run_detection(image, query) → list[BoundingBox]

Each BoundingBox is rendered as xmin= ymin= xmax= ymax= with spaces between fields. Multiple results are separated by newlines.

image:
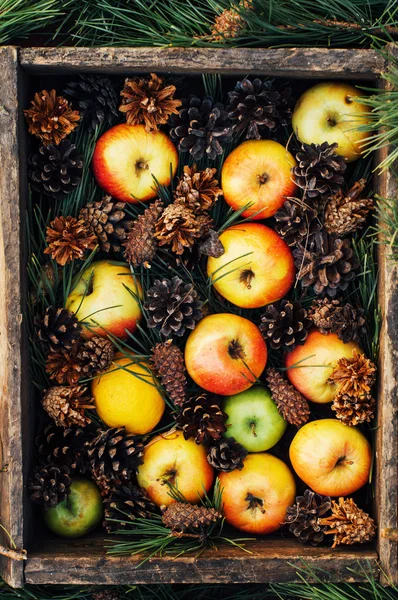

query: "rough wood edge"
xmin=18 ymin=47 xmax=385 ymax=78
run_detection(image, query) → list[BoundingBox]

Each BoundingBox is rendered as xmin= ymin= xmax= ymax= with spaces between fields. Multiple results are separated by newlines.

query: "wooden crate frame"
xmin=0 ymin=45 xmax=396 ymax=588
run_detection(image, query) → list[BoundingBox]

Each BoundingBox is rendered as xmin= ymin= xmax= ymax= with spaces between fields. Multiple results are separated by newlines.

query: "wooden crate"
xmin=0 ymin=45 xmax=396 ymax=589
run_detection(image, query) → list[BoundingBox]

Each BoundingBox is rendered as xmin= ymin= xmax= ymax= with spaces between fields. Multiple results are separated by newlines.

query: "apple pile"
xmin=25 ymin=73 xmax=377 ymax=549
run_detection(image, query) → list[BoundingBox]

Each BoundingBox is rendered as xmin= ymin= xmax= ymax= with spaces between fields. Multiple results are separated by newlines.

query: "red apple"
xmin=92 ymin=123 xmax=178 ymax=203
xmin=207 ymin=223 xmax=295 ymax=308
xmin=289 ymin=419 xmax=372 ymax=496
xmin=136 ymin=430 xmax=214 ymax=507
xmin=219 ymin=453 xmax=296 ymax=534
xmin=185 ymin=313 xmax=267 ymax=396
xmin=221 ymin=139 xmax=297 ymax=219
xmin=285 ymin=329 xmax=362 ymax=403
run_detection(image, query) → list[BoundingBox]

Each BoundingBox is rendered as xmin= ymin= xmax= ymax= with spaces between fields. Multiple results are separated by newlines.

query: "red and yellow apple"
xmin=221 ymin=139 xmax=297 ymax=219
xmin=285 ymin=330 xmax=361 ymax=403
xmin=185 ymin=313 xmax=267 ymax=396
xmin=289 ymin=419 xmax=372 ymax=496
xmin=65 ymin=260 xmax=142 ymax=340
xmin=92 ymin=123 xmax=178 ymax=202
xmin=207 ymin=223 xmax=295 ymax=308
xmin=136 ymin=430 xmax=214 ymax=507
xmin=292 ymin=82 xmax=370 ymax=162
xmin=219 ymin=453 xmax=296 ymax=534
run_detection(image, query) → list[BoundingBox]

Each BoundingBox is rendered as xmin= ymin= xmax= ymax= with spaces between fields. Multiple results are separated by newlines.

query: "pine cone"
xmin=79 ymin=196 xmax=135 ymax=254
xmin=169 ymin=95 xmax=233 ymax=161
xmin=77 ymin=336 xmax=115 ymax=377
xmin=35 ymin=423 xmax=90 ymax=472
xmin=145 ymin=276 xmax=203 ymax=337
xmin=328 ymin=351 xmax=376 ymax=398
xmin=29 ymin=464 xmax=72 ymax=509
xmin=162 ymin=503 xmax=222 ymax=536
xmin=123 ymin=200 xmax=164 ymax=267
xmin=210 ymin=1 xmax=252 ymax=41
xmin=325 ymin=179 xmax=373 ymax=236
xmin=42 ymin=385 xmax=94 ymax=428
xmin=308 ymin=298 xmax=366 ymax=344
xmin=64 ymin=74 xmax=119 ymax=132
xmin=274 ymin=199 xmax=320 ymax=247
xmin=46 ymin=342 xmax=83 ymax=385
xmin=86 ymin=428 xmax=144 ymax=484
xmin=154 ymin=203 xmax=212 ymax=255
xmin=34 ymin=306 xmax=81 ymax=353
xmin=24 ymin=89 xmax=80 ymax=145
xmin=227 ymin=77 xmax=294 ymax=139
xmin=44 ymin=216 xmax=97 ymax=266
xmin=174 ymin=165 xmax=222 ymax=213
xmin=260 ymin=299 xmax=312 ymax=352
xmin=207 ymin=437 xmax=248 ymax=472
xmin=28 ymin=140 xmax=83 ymax=199
xmin=176 ymin=393 xmax=227 ymax=445
xmin=119 ymin=73 xmax=181 ymax=132
xmin=103 ymin=483 xmax=157 ymax=532
xmin=285 ymin=489 xmax=331 ymax=545
xmin=150 ymin=340 xmax=187 ymax=407
xmin=292 ymin=142 xmax=346 ymax=202
xmin=198 ymin=229 xmax=225 ymax=258
xmin=319 ymin=497 xmax=376 ymax=547
xmin=293 ymin=231 xmax=360 ymax=297
xmin=332 ymin=392 xmax=376 ymax=426
xmin=266 ymin=368 xmax=310 ymax=428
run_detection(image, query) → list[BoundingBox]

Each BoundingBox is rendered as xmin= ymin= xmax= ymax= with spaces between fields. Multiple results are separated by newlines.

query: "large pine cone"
xmin=24 ymin=89 xmax=80 ymax=145
xmin=274 ymin=199 xmax=320 ymax=247
xmin=162 ymin=503 xmax=222 ymax=535
xmin=79 ymin=196 xmax=135 ymax=254
xmin=332 ymin=393 xmax=376 ymax=426
xmin=319 ymin=497 xmax=376 ymax=548
xmin=86 ymin=428 xmax=144 ymax=484
xmin=308 ymin=298 xmax=366 ymax=343
xmin=103 ymin=483 xmax=157 ymax=532
xmin=260 ymin=299 xmax=312 ymax=352
xmin=169 ymin=95 xmax=233 ymax=161
xmin=42 ymin=385 xmax=94 ymax=428
xmin=292 ymin=142 xmax=346 ymax=202
xmin=64 ymin=74 xmax=119 ymax=132
xmin=29 ymin=464 xmax=72 ymax=509
xmin=35 ymin=423 xmax=90 ymax=472
xmin=150 ymin=340 xmax=187 ymax=406
xmin=176 ymin=393 xmax=227 ymax=445
xmin=266 ymin=368 xmax=310 ymax=428
xmin=145 ymin=276 xmax=203 ymax=337
xmin=77 ymin=336 xmax=115 ymax=376
xmin=174 ymin=165 xmax=222 ymax=213
xmin=28 ymin=140 xmax=83 ymax=199
xmin=325 ymin=179 xmax=373 ymax=236
xmin=123 ymin=200 xmax=164 ymax=267
xmin=285 ymin=489 xmax=331 ymax=545
xmin=34 ymin=306 xmax=81 ymax=353
xmin=207 ymin=437 xmax=248 ymax=472
xmin=154 ymin=202 xmax=212 ymax=256
xmin=44 ymin=216 xmax=97 ymax=267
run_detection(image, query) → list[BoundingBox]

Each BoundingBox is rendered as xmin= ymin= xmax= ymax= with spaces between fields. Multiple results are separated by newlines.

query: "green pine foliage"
xmin=0 ymin=0 xmax=67 ymax=45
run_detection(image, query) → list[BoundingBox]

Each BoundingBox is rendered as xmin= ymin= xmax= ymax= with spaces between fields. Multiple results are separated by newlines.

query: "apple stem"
xmin=337 ymin=458 xmax=354 ymax=466
xmin=257 ymin=173 xmax=268 ymax=185
xmin=246 ymin=492 xmax=266 ymax=514
xmin=250 ymin=422 xmax=257 ymax=437
xmin=239 ymin=269 xmax=255 ymax=290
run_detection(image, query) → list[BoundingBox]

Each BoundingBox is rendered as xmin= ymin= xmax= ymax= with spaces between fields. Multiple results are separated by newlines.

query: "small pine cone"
xmin=176 ymin=393 xmax=227 ymax=445
xmin=123 ymin=200 xmax=164 ymax=267
xmin=77 ymin=336 xmax=115 ymax=377
xmin=319 ymin=497 xmax=376 ymax=548
xmin=266 ymin=368 xmax=310 ymax=427
xmin=34 ymin=306 xmax=81 ymax=353
xmin=42 ymin=385 xmax=94 ymax=428
xmin=86 ymin=427 xmax=144 ymax=483
xmin=46 ymin=342 xmax=83 ymax=385
xmin=308 ymin=298 xmax=366 ymax=344
xmin=162 ymin=503 xmax=222 ymax=535
xmin=28 ymin=140 xmax=83 ymax=199
xmin=92 ymin=591 xmax=121 ymax=600
xmin=64 ymin=74 xmax=119 ymax=132
xmin=207 ymin=437 xmax=248 ymax=472
xmin=119 ymin=73 xmax=182 ymax=132
xmin=198 ymin=229 xmax=225 ymax=258
xmin=332 ymin=393 xmax=376 ymax=426
xmin=35 ymin=423 xmax=90 ymax=472
xmin=145 ymin=276 xmax=203 ymax=338
xmin=292 ymin=142 xmax=346 ymax=202
xmin=174 ymin=165 xmax=222 ymax=213
xmin=325 ymin=179 xmax=373 ymax=236
xmin=79 ymin=196 xmax=135 ymax=254
xmin=260 ymin=299 xmax=312 ymax=352
xmin=274 ymin=199 xmax=320 ymax=247
xmin=150 ymin=340 xmax=187 ymax=407
xmin=29 ymin=464 xmax=72 ymax=509
xmin=210 ymin=2 xmax=252 ymax=41
xmin=285 ymin=489 xmax=331 ymax=545
xmin=155 ymin=202 xmax=212 ymax=255
xmin=328 ymin=351 xmax=376 ymax=398
xmin=103 ymin=483 xmax=157 ymax=532
xmin=44 ymin=216 xmax=97 ymax=266
xmin=24 ymin=89 xmax=80 ymax=145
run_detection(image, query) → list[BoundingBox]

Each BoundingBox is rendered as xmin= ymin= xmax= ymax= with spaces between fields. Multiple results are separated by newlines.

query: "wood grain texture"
xmin=18 ymin=47 xmax=385 ymax=78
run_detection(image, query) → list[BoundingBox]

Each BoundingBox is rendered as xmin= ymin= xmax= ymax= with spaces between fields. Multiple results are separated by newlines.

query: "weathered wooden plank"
xmin=24 ymin=537 xmax=378 ymax=585
xmin=19 ymin=47 xmax=385 ymax=78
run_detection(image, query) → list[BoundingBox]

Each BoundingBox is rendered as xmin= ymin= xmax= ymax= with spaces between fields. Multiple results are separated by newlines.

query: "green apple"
xmin=222 ymin=386 xmax=287 ymax=452
xmin=43 ymin=477 xmax=103 ymax=538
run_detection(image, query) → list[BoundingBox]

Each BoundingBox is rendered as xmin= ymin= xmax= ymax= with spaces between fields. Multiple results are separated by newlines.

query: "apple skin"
xmin=65 ymin=260 xmax=142 ymax=340
xmin=43 ymin=478 xmax=103 ymax=538
xmin=184 ymin=313 xmax=267 ymax=396
xmin=289 ymin=419 xmax=372 ymax=496
xmin=219 ymin=453 xmax=296 ymax=534
xmin=207 ymin=223 xmax=295 ymax=309
xmin=222 ymin=387 xmax=287 ymax=452
xmin=292 ymin=82 xmax=370 ymax=162
xmin=92 ymin=123 xmax=178 ymax=203
xmin=221 ymin=139 xmax=297 ymax=219
xmin=136 ymin=430 xmax=214 ymax=507
xmin=285 ymin=329 xmax=362 ymax=404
